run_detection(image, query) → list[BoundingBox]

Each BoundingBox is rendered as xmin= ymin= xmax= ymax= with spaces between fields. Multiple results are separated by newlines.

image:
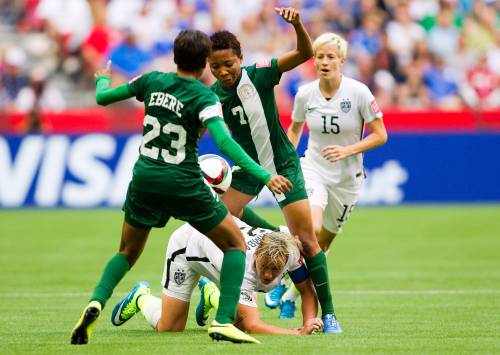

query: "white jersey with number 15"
xmin=292 ymin=76 xmax=383 ymax=184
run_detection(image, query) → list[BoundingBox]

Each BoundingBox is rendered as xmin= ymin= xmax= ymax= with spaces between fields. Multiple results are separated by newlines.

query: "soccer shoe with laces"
xmin=264 ymin=283 xmax=287 ymax=309
xmin=322 ymin=313 xmax=343 ymax=334
xmin=208 ymin=321 xmax=261 ymax=344
xmin=70 ymin=300 xmax=102 ymax=345
xmin=196 ymin=278 xmax=220 ymax=326
xmin=279 ymin=300 xmax=296 ymax=319
xmin=111 ymin=281 xmax=150 ymax=326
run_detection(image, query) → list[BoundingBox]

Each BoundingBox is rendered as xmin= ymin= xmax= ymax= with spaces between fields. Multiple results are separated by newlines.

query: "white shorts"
xmin=301 ymin=158 xmax=363 ymax=234
xmin=161 ymin=235 xmax=198 ymax=302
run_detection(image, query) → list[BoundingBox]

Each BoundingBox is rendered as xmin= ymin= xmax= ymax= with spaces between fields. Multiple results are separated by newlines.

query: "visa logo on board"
xmin=0 ymin=134 xmax=141 ymax=207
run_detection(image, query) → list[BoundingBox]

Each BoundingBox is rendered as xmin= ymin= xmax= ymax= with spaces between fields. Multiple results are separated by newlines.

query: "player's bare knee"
xmin=119 ymin=249 xmax=138 ymax=267
xmin=301 ymin=237 xmax=321 ymax=257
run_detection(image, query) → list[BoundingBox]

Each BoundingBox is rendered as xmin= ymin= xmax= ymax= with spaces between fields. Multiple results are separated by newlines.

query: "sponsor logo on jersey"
xmin=370 ymin=99 xmax=381 ymax=115
xmin=237 ymin=83 xmax=256 ymax=100
xmin=256 ymin=58 xmax=271 ymax=68
xmin=174 ymin=269 xmax=186 ymax=285
xmin=340 ymin=99 xmax=351 ymax=113
xmin=306 ymin=105 xmax=318 ymax=112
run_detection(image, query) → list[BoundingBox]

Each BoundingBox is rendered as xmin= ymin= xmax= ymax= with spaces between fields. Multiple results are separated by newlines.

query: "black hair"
xmin=210 ymin=30 xmax=242 ymax=57
xmin=174 ymin=30 xmax=211 ymax=72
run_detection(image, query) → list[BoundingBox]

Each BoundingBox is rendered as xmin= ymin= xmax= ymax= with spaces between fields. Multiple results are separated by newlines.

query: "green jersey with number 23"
xmin=127 ymin=71 xmax=223 ymax=192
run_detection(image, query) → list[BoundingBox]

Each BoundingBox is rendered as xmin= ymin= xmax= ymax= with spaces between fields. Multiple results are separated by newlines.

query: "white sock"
xmin=138 ymin=294 xmax=162 ymax=329
xmin=281 ymin=283 xmax=300 ymax=302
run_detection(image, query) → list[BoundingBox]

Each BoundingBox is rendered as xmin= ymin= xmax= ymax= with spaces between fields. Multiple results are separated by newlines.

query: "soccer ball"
xmin=199 ymin=154 xmax=232 ymax=194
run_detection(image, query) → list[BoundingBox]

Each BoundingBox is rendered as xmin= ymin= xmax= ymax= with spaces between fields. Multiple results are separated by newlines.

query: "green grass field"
xmin=1 ymin=206 xmax=500 ymax=354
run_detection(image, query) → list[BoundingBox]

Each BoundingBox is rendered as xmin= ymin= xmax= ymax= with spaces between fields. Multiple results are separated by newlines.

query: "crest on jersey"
xmin=174 ymin=270 xmax=186 ymax=285
xmin=240 ymin=290 xmax=253 ymax=303
xmin=340 ymin=99 xmax=351 ymax=113
xmin=238 ymin=83 xmax=256 ymax=100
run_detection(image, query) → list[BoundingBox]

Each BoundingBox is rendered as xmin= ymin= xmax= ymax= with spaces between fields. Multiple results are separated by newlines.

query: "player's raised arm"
xmin=275 ymin=7 xmax=313 ymax=73
xmin=94 ymin=60 xmax=134 ymax=106
xmin=205 ymin=118 xmax=293 ymax=195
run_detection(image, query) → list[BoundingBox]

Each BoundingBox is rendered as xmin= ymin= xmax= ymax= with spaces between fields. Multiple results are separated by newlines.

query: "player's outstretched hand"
xmin=94 ymin=60 xmax=111 ymax=79
xmin=274 ymin=7 xmax=301 ymax=25
xmin=266 ymin=175 xmax=293 ymax=195
xmin=322 ymin=144 xmax=353 ymax=162
xmin=299 ymin=317 xmax=324 ymax=334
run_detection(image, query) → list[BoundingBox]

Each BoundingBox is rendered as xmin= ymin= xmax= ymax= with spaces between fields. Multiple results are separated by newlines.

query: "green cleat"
xmin=196 ymin=278 xmax=220 ymax=326
xmin=70 ymin=300 xmax=102 ymax=345
xmin=111 ymin=281 xmax=150 ymax=326
xmin=208 ymin=321 xmax=261 ymax=344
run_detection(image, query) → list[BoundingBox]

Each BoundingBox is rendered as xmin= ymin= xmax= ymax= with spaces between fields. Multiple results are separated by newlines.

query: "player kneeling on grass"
xmin=111 ymin=220 xmax=323 ymax=337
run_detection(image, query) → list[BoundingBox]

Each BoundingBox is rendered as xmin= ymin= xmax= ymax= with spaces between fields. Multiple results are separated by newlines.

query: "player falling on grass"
xmin=207 ymin=8 xmax=341 ymax=333
xmin=70 ymin=29 xmax=292 ymax=345
xmin=111 ymin=218 xmax=323 ymax=336
xmin=276 ymin=32 xmax=388 ymax=318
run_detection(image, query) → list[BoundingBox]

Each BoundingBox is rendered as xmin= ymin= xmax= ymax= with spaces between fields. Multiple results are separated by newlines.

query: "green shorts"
xmin=122 ymin=180 xmax=228 ymax=233
xmin=231 ymin=157 xmax=307 ymax=208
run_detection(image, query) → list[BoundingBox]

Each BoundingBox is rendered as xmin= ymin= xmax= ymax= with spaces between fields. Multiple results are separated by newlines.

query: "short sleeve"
xmin=254 ymin=57 xmax=282 ymax=88
xmin=197 ymin=90 xmax=223 ymax=124
xmin=358 ymin=84 xmax=383 ymax=123
xmin=291 ymin=86 xmax=307 ymax=122
xmin=238 ymin=289 xmax=257 ymax=307
xmin=127 ymin=72 xmax=154 ymax=102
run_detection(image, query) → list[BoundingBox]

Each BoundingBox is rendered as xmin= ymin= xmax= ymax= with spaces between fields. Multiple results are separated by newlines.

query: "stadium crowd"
xmin=0 ymin=0 xmax=499 ymax=113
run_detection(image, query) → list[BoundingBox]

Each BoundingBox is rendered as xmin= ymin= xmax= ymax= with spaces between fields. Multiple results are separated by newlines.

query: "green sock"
xmin=90 ymin=253 xmax=130 ymax=308
xmin=241 ymin=206 xmax=279 ymax=231
xmin=215 ymin=249 xmax=245 ymax=324
xmin=305 ymin=251 xmax=335 ymax=317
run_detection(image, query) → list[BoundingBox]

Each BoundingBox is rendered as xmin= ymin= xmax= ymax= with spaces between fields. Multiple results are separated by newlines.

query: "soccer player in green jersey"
xmin=70 ymin=29 xmax=292 ymax=345
xmin=207 ymin=8 xmax=341 ymax=333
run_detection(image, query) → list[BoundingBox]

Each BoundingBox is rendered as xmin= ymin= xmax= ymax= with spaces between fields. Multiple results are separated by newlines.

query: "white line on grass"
xmin=2 ymin=290 xmax=500 ymax=298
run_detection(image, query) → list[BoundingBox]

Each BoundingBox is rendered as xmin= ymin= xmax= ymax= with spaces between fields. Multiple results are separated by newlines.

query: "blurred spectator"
xmin=214 ymin=0 xmax=263 ymax=33
xmin=386 ymin=1 xmax=426 ymax=65
xmin=16 ymin=0 xmax=43 ymax=32
xmin=426 ymin=4 xmax=461 ymax=63
xmin=130 ymin=0 xmax=176 ymax=51
xmin=374 ymin=32 xmax=404 ymax=84
xmin=350 ymin=11 xmax=384 ymax=59
xmin=15 ymin=66 xmax=65 ymax=113
xmin=15 ymin=66 xmax=65 ymax=132
xmin=461 ymin=54 xmax=500 ymax=110
xmin=108 ymin=29 xmax=152 ymax=83
xmin=0 ymin=0 xmax=497 ymax=112
xmin=423 ymin=54 xmax=461 ymax=109
xmin=35 ymin=0 xmax=92 ymax=54
xmin=462 ymin=1 xmax=497 ymax=55
xmin=396 ymin=61 xmax=431 ymax=109
xmin=81 ymin=0 xmax=120 ymax=77
xmin=319 ymin=0 xmax=353 ymax=36
xmin=0 ymin=47 xmax=28 ymax=110
xmin=487 ymin=33 xmax=500 ymax=76
xmin=0 ymin=0 xmax=24 ymax=32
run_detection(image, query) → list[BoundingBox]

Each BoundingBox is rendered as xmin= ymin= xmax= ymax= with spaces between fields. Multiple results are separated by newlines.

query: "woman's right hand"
xmin=94 ymin=60 xmax=112 ymax=79
xmin=266 ymin=175 xmax=293 ymax=195
xmin=299 ymin=317 xmax=324 ymax=334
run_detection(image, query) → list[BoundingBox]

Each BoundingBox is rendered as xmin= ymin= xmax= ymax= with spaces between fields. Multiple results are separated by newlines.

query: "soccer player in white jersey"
xmin=111 ymin=218 xmax=323 ymax=337
xmin=277 ymin=32 xmax=388 ymax=318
